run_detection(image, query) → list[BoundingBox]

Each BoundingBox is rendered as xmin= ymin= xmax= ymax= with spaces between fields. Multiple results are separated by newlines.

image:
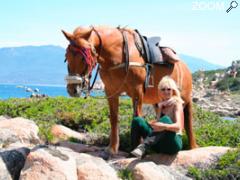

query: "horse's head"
xmin=62 ymin=27 xmax=99 ymax=97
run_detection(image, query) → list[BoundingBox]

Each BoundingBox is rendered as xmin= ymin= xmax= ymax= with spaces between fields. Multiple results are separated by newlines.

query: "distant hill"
xmin=0 ymin=45 xmax=224 ymax=85
xmin=179 ymin=54 xmax=224 ymax=72
xmin=0 ymin=45 xmax=67 ymax=85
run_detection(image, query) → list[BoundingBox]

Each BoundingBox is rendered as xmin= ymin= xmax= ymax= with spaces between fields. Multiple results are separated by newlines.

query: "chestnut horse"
xmin=62 ymin=26 xmax=197 ymax=156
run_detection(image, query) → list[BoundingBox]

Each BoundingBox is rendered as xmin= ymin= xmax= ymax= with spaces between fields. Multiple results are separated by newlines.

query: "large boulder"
xmin=51 ymin=124 xmax=88 ymax=142
xmin=0 ymin=117 xmax=40 ymax=147
xmin=145 ymin=146 xmax=231 ymax=170
xmin=111 ymin=146 xmax=231 ymax=175
xmin=71 ymin=153 xmax=119 ymax=180
xmin=0 ymin=147 xmax=30 ymax=180
xmin=132 ymin=162 xmax=190 ymax=180
xmin=20 ymin=145 xmax=77 ymax=180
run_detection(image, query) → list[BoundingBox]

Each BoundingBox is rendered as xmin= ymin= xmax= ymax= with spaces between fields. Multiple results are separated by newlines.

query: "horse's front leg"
xmin=108 ymin=96 xmax=120 ymax=154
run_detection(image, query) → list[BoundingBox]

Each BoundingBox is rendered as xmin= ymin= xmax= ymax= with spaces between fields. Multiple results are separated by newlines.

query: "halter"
xmin=65 ymin=27 xmax=102 ymax=97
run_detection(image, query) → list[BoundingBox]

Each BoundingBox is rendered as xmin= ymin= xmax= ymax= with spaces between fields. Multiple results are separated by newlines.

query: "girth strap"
xmin=117 ymin=27 xmax=129 ymax=72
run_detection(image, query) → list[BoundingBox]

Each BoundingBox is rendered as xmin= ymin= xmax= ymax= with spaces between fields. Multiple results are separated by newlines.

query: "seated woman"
xmin=131 ymin=76 xmax=184 ymax=158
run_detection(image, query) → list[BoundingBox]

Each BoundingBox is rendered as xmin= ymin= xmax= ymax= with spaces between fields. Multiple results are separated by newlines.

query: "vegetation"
xmin=0 ymin=97 xmax=133 ymax=150
xmin=216 ymin=77 xmax=240 ymax=91
xmin=193 ymin=104 xmax=240 ymax=147
xmin=192 ymin=68 xmax=240 ymax=92
xmin=188 ymin=148 xmax=240 ymax=179
xmin=0 ymin=97 xmax=239 ymax=178
xmin=192 ymin=69 xmax=225 ymax=85
xmin=118 ymin=168 xmax=133 ymax=180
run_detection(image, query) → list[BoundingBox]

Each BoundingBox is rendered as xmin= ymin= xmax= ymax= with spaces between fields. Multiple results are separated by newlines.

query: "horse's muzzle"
xmin=66 ymin=84 xmax=82 ymax=97
xmin=65 ymin=75 xmax=83 ymax=84
xmin=65 ymin=75 xmax=83 ymax=97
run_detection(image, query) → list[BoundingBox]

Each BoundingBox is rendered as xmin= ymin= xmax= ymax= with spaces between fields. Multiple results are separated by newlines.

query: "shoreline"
xmin=0 ymin=83 xmax=66 ymax=87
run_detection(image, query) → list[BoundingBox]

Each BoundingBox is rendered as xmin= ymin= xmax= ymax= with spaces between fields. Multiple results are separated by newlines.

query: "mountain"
xmin=179 ymin=54 xmax=224 ymax=72
xmin=0 ymin=45 xmax=67 ymax=85
xmin=0 ymin=45 xmax=224 ymax=85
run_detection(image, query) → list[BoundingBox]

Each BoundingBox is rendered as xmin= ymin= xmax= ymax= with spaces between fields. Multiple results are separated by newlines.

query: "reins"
xmin=88 ymin=27 xmax=102 ymax=91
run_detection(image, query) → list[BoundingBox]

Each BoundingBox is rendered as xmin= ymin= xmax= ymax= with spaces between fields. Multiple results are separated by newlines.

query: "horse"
xmin=62 ymin=25 xmax=197 ymax=157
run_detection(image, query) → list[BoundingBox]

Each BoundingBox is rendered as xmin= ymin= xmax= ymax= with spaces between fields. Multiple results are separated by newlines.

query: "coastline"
xmin=0 ymin=83 xmax=66 ymax=87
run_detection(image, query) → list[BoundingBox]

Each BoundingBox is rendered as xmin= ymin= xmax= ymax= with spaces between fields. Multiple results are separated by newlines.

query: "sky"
xmin=0 ymin=0 xmax=239 ymax=66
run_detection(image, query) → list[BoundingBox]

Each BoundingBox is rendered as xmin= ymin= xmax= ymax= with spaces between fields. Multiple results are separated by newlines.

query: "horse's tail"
xmin=184 ymin=100 xmax=198 ymax=149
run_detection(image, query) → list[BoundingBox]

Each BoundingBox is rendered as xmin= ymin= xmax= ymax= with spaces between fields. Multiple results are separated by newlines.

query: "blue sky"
xmin=0 ymin=0 xmax=239 ymax=66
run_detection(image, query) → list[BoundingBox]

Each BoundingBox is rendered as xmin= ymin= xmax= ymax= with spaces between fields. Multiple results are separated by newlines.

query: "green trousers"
xmin=131 ymin=115 xmax=182 ymax=154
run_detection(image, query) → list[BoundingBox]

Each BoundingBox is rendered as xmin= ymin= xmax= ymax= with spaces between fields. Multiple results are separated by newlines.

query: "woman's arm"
xmin=150 ymin=102 xmax=184 ymax=133
xmin=154 ymin=103 xmax=162 ymax=121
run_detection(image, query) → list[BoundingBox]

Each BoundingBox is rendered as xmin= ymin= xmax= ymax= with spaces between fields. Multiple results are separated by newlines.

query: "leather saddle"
xmin=134 ymin=30 xmax=180 ymax=64
xmin=134 ymin=29 xmax=180 ymax=90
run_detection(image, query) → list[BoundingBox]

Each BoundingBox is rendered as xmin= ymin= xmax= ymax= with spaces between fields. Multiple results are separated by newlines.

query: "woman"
xmin=131 ymin=76 xmax=184 ymax=158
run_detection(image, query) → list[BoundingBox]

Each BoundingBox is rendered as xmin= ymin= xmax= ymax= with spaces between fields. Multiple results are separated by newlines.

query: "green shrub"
xmin=118 ymin=168 xmax=133 ymax=180
xmin=193 ymin=104 xmax=240 ymax=147
xmin=188 ymin=148 xmax=240 ymax=179
xmin=216 ymin=77 xmax=240 ymax=91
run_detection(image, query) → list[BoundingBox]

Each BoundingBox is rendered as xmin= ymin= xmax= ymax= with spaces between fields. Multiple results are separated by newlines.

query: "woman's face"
xmin=160 ymin=86 xmax=173 ymax=100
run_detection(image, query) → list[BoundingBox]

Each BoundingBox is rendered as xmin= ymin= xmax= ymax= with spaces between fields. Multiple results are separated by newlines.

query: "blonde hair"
xmin=158 ymin=76 xmax=184 ymax=104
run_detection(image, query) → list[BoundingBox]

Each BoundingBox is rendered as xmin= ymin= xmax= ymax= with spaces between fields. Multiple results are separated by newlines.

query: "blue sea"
xmin=0 ymin=84 xmax=105 ymax=99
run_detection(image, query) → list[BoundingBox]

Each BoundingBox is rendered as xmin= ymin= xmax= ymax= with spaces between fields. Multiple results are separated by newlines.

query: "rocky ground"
xmin=192 ymin=88 xmax=240 ymax=118
xmin=0 ymin=116 xmax=232 ymax=180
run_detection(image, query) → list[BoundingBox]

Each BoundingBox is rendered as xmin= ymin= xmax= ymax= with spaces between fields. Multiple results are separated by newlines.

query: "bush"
xmin=193 ymin=104 xmax=240 ymax=147
xmin=188 ymin=148 xmax=240 ymax=179
xmin=118 ymin=168 xmax=133 ymax=180
xmin=216 ymin=77 xmax=240 ymax=91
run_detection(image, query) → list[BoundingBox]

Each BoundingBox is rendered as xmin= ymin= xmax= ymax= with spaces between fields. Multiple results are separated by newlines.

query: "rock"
xmin=0 ymin=147 xmax=30 ymax=180
xmin=58 ymin=141 xmax=101 ymax=153
xmin=73 ymin=153 xmax=119 ymax=180
xmin=57 ymin=141 xmax=128 ymax=159
xmin=132 ymin=162 xmax=190 ymax=180
xmin=146 ymin=146 xmax=231 ymax=172
xmin=51 ymin=124 xmax=105 ymax=146
xmin=51 ymin=124 xmax=87 ymax=142
xmin=20 ymin=145 xmax=77 ymax=180
xmin=0 ymin=117 xmax=40 ymax=147
xmin=0 ymin=115 xmax=11 ymax=120
xmin=192 ymin=97 xmax=199 ymax=103
xmin=235 ymin=110 xmax=240 ymax=116
xmin=112 ymin=146 xmax=231 ymax=175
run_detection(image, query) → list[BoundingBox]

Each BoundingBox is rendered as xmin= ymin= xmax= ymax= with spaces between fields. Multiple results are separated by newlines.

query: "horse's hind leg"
xmin=184 ymin=100 xmax=198 ymax=149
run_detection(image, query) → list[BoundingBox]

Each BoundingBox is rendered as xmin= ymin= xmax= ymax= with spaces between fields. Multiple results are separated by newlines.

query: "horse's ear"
xmin=62 ymin=30 xmax=74 ymax=41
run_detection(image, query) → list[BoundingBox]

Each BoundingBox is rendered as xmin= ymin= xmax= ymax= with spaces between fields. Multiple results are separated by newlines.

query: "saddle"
xmin=134 ymin=29 xmax=180 ymax=65
xmin=134 ymin=30 xmax=180 ymax=90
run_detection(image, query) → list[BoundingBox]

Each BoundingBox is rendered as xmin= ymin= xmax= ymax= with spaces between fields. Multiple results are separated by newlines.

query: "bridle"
xmin=64 ymin=27 xmax=102 ymax=97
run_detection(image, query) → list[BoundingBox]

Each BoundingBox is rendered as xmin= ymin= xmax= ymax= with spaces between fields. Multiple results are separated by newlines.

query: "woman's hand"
xmin=157 ymin=98 xmax=176 ymax=109
xmin=162 ymin=98 xmax=176 ymax=107
xmin=149 ymin=121 xmax=167 ymax=132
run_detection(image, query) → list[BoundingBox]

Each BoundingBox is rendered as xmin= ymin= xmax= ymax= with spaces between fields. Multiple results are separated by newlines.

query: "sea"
xmin=0 ymin=84 xmax=105 ymax=100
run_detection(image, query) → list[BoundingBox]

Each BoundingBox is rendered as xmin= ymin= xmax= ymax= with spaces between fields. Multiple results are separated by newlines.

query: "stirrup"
xmin=147 ymin=76 xmax=154 ymax=88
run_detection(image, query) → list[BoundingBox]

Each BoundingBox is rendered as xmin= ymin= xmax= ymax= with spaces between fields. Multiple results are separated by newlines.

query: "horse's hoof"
xmin=99 ymin=150 xmax=112 ymax=160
